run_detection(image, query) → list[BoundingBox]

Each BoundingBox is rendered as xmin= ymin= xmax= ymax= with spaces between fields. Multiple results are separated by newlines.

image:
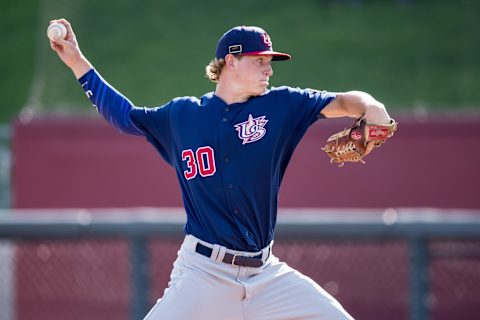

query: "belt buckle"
xmin=231 ymin=254 xmax=241 ymax=266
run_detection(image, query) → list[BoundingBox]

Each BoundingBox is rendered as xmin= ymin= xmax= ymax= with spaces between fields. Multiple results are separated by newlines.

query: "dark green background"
xmin=1 ymin=0 xmax=479 ymax=123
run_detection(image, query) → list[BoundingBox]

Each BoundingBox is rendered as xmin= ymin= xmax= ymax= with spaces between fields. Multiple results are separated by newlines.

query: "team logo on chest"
xmin=234 ymin=114 xmax=269 ymax=145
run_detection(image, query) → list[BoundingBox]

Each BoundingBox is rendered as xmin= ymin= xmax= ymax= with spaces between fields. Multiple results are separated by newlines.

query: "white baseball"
xmin=47 ymin=22 xmax=67 ymax=41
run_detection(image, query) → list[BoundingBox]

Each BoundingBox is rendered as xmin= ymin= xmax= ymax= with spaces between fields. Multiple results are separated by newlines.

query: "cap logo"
xmin=261 ymin=33 xmax=272 ymax=47
xmin=229 ymin=45 xmax=242 ymax=54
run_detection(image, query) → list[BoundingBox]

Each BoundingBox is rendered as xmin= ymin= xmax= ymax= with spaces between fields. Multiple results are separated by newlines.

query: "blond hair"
xmin=205 ymin=58 xmax=226 ymax=83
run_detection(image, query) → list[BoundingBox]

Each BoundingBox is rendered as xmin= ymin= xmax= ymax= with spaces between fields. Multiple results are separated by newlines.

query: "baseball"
xmin=47 ymin=22 xmax=67 ymax=41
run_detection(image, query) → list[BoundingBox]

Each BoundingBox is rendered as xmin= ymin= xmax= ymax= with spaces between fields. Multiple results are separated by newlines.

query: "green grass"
xmin=1 ymin=0 xmax=479 ymax=123
xmin=0 ymin=0 xmax=39 ymax=122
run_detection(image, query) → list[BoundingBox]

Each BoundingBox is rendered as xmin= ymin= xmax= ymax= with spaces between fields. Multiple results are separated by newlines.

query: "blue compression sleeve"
xmin=78 ymin=69 xmax=143 ymax=136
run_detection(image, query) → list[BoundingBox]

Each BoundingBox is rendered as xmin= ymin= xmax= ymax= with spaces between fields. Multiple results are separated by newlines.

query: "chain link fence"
xmin=1 ymin=208 xmax=479 ymax=320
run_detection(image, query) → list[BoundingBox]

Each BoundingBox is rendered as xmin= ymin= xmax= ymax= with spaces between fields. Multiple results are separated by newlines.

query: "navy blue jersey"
xmin=79 ymin=69 xmax=335 ymax=251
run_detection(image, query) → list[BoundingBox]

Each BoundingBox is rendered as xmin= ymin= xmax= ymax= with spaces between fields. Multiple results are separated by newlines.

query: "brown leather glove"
xmin=321 ymin=118 xmax=397 ymax=167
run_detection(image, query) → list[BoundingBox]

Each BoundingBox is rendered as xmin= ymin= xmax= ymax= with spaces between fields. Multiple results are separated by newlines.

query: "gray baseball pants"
xmin=143 ymin=235 xmax=354 ymax=320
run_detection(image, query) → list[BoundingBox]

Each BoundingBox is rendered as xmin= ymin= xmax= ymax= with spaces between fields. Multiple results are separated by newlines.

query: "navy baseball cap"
xmin=215 ymin=26 xmax=291 ymax=61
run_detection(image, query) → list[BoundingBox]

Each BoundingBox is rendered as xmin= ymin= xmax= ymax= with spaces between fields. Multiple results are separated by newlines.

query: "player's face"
xmin=235 ymin=55 xmax=273 ymax=96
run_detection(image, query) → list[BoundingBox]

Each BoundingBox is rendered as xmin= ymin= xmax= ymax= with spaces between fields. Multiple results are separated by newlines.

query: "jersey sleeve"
xmin=287 ymin=87 xmax=336 ymax=126
xmin=128 ymin=103 xmax=174 ymax=164
xmin=78 ymin=68 xmax=174 ymax=164
xmin=78 ymin=69 xmax=144 ymax=136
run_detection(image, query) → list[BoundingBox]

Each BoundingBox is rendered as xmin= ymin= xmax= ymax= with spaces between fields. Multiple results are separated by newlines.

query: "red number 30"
xmin=182 ymin=146 xmax=216 ymax=180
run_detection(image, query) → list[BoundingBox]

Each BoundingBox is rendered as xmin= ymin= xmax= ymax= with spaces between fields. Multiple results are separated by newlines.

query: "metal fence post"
xmin=408 ymin=237 xmax=430 ymax=320
xmin=0 ymin=124 xmax=11 ymax=208
xmin=131 ymin=236 xmax=150 ymax=320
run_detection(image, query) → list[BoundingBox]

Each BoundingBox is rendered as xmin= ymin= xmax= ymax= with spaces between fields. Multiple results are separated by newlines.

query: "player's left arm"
xmin=320 ymin=91 xmax=397 ymax=164
xmin=320 ymin=91 xmax=391 ymax=124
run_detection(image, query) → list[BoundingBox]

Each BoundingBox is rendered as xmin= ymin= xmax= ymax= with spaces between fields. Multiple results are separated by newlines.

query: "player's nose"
xmin=264 ymin=64 xmax=273 ymax=77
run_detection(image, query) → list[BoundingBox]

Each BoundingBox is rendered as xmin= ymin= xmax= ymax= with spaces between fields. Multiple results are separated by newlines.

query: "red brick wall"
xmin=12 ymin=116 xmax=480 ymax=209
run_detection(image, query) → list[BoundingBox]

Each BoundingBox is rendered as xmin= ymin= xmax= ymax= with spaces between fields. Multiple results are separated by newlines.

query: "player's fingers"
xmin=50 ymin=39 xmax=63 ymax=51
xmin=57 ymin=18 xmax=75 ymax=37
xmin=55 ymin=37 xmax=75 ymax=51
xmin=55 ymin=37 xmax=68 ymax=45
xmin=49 ymin=38 xmax=59 ymax=48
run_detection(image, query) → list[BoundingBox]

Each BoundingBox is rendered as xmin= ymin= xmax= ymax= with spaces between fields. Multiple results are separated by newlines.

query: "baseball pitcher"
xmin=49 ymin=18 xmax=396 ymax=320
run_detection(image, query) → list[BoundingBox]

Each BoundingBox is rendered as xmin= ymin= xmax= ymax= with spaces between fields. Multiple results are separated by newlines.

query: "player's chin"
xmin=257 ymin=81 xmax=269 ymax=91
xmin=252 ymin=88 xmax=267 ymax=96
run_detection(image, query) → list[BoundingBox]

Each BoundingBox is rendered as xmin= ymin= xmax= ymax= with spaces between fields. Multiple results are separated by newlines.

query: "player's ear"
xmin=225 ymin=54 xmax=238 ymax=69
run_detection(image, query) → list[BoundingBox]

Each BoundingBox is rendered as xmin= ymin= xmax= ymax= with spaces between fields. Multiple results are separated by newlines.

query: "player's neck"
xmin=215 ymin=81 xmax=251 ymax=105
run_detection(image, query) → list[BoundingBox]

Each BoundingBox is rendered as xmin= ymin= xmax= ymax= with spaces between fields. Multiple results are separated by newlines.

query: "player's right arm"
xmin=49 ymin=18 xmax=143 ymax=136
xmin=49 ymin=19 xmax=92 ymax=79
